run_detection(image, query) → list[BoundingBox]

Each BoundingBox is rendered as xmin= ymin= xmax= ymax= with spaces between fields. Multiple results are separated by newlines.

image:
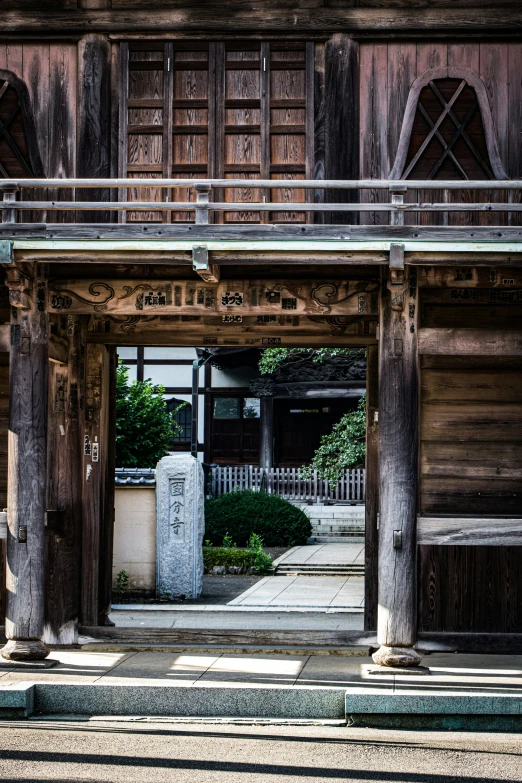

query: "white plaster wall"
xmin=112 ymin=487 xmax=156 ymax=591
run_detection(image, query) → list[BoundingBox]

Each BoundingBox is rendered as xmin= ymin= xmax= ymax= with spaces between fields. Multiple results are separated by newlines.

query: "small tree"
xmin=300 ymin=395 xmax=366 ymax=484
xmin=115 ymin=364 xmax=184 ymax=468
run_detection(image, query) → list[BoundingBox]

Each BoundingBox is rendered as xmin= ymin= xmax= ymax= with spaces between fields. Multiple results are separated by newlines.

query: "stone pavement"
xmin=0 ymin=649 xmax=520 ymax=690
xmin=1 ymin=650 xmax=522 ymax=725
xmin=274 ymin=542 xmax=365 ymax=567
xmin=227 ymin=575 xmax=364 ymax=609
xmin=109 ymin=610 xmax=365 ymax=630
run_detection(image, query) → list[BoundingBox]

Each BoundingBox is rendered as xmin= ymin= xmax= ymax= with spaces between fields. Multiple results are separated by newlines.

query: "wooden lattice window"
xmin=390 ymin=67 xmax=507 ymax=181
xmin=119 ymin=41 xmax=314 ymax=223
xmin=0 ymin=69 xmax=44 ymax=178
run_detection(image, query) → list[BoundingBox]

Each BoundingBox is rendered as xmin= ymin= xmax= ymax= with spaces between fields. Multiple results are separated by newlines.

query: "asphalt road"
xmin=0 ymin=720 xmax=521 ymax=782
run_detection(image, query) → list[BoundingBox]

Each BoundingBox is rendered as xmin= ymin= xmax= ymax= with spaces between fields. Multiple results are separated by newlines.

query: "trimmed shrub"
xmin=204 ymin=490 xmax=312 ymax=547
xmin=203 ymin=547 xmax=272 ymax=573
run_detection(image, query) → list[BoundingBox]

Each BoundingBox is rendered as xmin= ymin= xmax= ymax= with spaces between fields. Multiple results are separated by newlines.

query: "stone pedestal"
xmin=156 ymin=455 xmax=204 ymax=600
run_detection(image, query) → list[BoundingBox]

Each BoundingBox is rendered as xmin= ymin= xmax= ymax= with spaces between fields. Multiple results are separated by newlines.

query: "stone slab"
xmin=0 ymin=683 xmax=34 ymax=717
xmin=346 ymin=688 xmax=522 ymax=715
xmin=34 ymin=682 xmax=347 ymax=719
xmin=0 ymin=659 xmax=59 ymax=670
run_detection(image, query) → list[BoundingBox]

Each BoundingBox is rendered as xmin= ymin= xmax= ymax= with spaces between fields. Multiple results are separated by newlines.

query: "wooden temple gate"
xmin=0 ymin=10 xmax=521 ymax=664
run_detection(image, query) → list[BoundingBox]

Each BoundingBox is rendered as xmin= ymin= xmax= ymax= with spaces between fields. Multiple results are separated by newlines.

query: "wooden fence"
xmin=209 ymin=466 xmax=365 ymax=503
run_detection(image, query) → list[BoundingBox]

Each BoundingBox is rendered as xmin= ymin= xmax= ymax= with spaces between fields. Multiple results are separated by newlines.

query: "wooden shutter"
xmin=120 ymin=40 xmax=314 ymax=225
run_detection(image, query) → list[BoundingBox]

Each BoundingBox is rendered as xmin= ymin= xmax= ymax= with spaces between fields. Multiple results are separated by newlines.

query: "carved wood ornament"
xmin=390 ymin=67 xmax=508 ymax=181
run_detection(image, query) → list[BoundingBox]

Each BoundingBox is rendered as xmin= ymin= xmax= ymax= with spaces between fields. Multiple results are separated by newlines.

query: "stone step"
xmin=313 ymin=536 xmax=365 ymax=544
xmin=276 ymin=567 xmax=364 ymax=577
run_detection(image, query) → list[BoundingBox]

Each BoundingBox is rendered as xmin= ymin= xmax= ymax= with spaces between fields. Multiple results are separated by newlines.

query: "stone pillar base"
xmin=372 ymin=644 xmax=422 ymax=668
xmin=1 ymin=639 xmax=50 ymax=661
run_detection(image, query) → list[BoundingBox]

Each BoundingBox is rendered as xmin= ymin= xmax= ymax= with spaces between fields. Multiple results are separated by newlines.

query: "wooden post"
xmin=373 ymin=264 xmax=422 ymax=667
xmin=80 ymin=343 xmax=110 ymax=626
xmin=324 ymin=35 xmax=359 ymax=224
xmin=44 ymin=316 xmax=83 ymax=644
xmin=259 ymin=396 xmax=274 ymax=471
xmin=1 ymin=267 xmax=50 ymax=661
xmin=77 ymin=33 xmax=111 ymax=222
xmin=98 ymin=345 xmax=117 ymax=625
xmin=364 ymin=344 xmax=379 ymax=631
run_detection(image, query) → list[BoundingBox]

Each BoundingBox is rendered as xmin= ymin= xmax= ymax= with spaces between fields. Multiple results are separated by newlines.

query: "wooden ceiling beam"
xmin=2 ymin=8 xmax=522 ymax=34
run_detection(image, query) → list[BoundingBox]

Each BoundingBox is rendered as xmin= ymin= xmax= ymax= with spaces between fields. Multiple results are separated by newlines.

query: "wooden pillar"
xmin=259 ymin=396 xmax=274 ymax=471
xmin=324 ymin=34 xmax=359 ymax=224
xmin=80 ymin=343 xmax=110 ymax=626
xmin=77 ymin=32 xmax=111 ymax=222
xmin=364 ymin=344 xmax=379 ymax=631
xmin=373 ymin=265 xmax=421 ymax=667
xmin=98 ymin=345 xmax=117 ymax=625
xmin=2 ymin=268 xmax=50 ymax=661
xmin=44 ymin=317 xmax=83 ymax=645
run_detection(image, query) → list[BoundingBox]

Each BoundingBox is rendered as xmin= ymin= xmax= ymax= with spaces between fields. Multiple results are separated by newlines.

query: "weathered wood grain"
xmin=418 ymin=328 xmax=522 ymax=355
xmin=417 ymin=516 xmax=522 ymax=546
xmin=4 ymin=268 xmax=49 ymax=647
xmin=324 ymin=35 xmax=359 ymax=224
xmin=5 ymin=8 xmax=522 ymax=33
xmin=80 ymin=342 xmax=110 ymax=626
xmin=364 ymin=343 xmax=378 ymax=631
xmin=77 ymin=35 xmax=111 ymax=223
xmin=47 ymin=278 xmax=380 ymax=316
xmin=377 ymin=266 xmax=418 ymax=649
xmin=44 ymin=318 xmax=83 ymax=644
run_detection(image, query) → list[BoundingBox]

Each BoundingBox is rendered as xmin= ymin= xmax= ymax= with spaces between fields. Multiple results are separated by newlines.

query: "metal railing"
xmin=1 ymin=178 xmax=522 ymax=225
xmin=210 ymin=465 xmax=365 ymax=504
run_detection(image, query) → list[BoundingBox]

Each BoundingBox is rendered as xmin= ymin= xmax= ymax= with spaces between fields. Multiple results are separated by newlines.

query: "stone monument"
xmin=156 ymin=454 xmax=204 ymax=599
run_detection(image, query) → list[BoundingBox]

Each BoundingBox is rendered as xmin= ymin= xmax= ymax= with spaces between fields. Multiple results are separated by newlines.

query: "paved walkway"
xmin=273 ymin=543 xmax=364 ymax=567
xmin=227 ymin=575 xmax=364 ymax=609
xmin=0 ymin=650 xmax=521 ymax=692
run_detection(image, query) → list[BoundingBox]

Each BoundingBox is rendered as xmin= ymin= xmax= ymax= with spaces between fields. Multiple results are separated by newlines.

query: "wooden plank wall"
xmin=0 ymin=41 xmax=77 ymax=215
xmin=418 ymin=270 xmax=522 ymax=633
xmin=359 ymin=42 xmax=522 ymax=225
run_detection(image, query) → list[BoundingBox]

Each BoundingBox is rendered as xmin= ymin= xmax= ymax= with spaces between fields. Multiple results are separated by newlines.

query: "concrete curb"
xmin=35 ymin=683 xmax=347 ymax=719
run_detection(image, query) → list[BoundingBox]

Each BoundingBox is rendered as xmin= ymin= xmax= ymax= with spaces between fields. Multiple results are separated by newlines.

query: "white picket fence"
xmin=210 ymin=466 xmax=365 ymax=503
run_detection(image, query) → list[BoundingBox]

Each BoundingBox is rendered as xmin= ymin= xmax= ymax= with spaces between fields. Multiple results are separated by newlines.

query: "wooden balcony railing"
xmin=1 ymin=178 xmax=522 ymax=226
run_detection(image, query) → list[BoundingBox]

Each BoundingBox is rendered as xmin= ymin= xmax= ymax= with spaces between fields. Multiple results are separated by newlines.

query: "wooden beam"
xmin=49 ymin=334 xmax=69 ymax=365
xmin=364 ymin=344 xmax=379 ymax=632
xmin=7 ymin=224 xmax=522 ymax=243
xmin=85 ymin=313 xmax=378 ymax=347
xmin=418 ymin=328 xmax=522 ymax=356
xmin=44 ymin=318 xmax=84 ymax=645
xmin=1 ymin=269 xmax=50 ymax=661
xmin=47 ymin=278 xmax=380 ymax=317
xmin=374 ymin=266 xmax=421 ymax=668
xmin=417 ymin=516 xmax=522 ymax=546
xmin=3 ymin=8 xmax=522 ymax=34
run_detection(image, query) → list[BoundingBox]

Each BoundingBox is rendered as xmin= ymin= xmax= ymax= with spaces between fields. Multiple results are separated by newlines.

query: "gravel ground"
xmin=0 ymin=720 xmax=520 ymax=782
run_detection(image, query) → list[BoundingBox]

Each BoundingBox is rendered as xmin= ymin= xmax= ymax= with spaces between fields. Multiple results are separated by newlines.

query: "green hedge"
xmin=205 ymin=490 xmax=312 ymax=547
xmin=203 ymin=546 xmax=272 ymax=573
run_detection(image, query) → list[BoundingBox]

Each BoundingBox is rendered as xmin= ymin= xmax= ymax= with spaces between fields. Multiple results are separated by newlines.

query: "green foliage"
xmin=205 ymin=490 xmax=312 ymax=547
xmin=203 ymin=546 xmax=272 ymax=573
xmin=222 ymin=533 xmax=237 ymax=549
xmin=116 ymin=364 xmax=185 ymax=468
xmin=115 ymin=569 xmax=129 ymax=599
xmin=247 ymin=532 xmax=264 ymax=551
xmin=258 ymin=347 xmax=358 ymax=375
xmin=301 ymin=396 xmax=366 ymax=484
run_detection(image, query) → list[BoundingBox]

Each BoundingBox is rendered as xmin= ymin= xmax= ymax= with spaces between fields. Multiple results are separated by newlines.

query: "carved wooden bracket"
xmin=5 ymin=267 xmax=32 ymax=310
